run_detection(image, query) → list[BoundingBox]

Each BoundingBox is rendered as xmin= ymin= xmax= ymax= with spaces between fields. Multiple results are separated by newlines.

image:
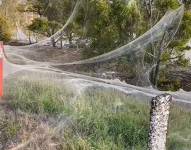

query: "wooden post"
xmin=148 ymin=94 xmax=172 ymax=150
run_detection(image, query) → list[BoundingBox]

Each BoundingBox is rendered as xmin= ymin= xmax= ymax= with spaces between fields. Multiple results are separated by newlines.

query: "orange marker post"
xmin=0 ymin=41 xmax=3 ymax=97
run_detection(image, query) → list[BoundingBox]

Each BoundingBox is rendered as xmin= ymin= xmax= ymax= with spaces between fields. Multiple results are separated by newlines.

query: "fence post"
xmin=148 ymin=94 xmax=172 ymax=150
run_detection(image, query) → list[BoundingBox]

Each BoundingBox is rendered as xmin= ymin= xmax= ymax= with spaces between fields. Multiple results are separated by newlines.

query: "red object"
xmin=0 ymin=41 xmax=3 ymax=97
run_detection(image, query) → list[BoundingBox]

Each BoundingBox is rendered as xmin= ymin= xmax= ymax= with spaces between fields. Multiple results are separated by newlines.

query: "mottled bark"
xmin=148 ymin=94 xmax=172 ymax=150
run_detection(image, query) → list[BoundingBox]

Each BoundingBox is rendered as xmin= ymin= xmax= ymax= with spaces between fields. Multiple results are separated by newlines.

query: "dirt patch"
xmin=22 ymin=46 xmax=82 ymax=64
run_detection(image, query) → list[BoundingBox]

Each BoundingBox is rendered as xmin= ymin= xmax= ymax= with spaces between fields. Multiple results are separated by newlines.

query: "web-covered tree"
xmin=26 ymin=0 xmax=77 ymax=46
xmin=154 ymin=0 xmax=191 ymax=90
xmin=22 ymin=0 xmax=191 ymax=90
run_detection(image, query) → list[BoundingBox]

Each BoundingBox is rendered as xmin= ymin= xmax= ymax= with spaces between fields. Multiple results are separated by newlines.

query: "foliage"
xmin=26 ymin=0 xmax=49 ymax=17
xmin=161 ymin=10 xmax=191 ymax=67
xmin=81 ymin=0 xmax=143 ymax=58
xmin=157 ymin=8 xmax=191 ymax=90
xmin=0 ymin=0 xmax=27 ymax=28
xmin=28 ymin=18 xmax=62 ymax=37
xmin=26 ymin=0 xmax=76 ymax=38
xmin=155 ymin=0 xmax=180 ymax=13
xmin=0 ymin=15 xmax=12 ymax=42
xmin=158 ymin=70 xmax=182 ymax=91
xmin=22 ymin=0 xmax=191 ymax=90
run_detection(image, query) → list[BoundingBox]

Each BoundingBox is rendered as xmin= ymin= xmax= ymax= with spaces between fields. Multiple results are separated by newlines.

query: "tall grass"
xmin=4 ymin=78 xmax=74 ymax=115
xmin=70 ymin=89 xmax=149 ymax=149
xmin=1 ymin=78 xmax=191 ymax=149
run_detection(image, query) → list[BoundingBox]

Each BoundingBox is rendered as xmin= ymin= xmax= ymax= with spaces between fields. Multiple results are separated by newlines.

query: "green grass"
xmin=2 ymin=78 xmax=191 ymax=149
xmin=70 ymin=89 xmax=149 ymax=149
xmin=4 ymin=78 xmax=74 ymax=115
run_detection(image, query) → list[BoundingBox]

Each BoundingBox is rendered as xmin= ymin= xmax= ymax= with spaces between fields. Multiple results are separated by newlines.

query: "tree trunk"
xmin=60 ymin=39 xmax=63 ymax=48
xmin=153 ymin=48 xmax=162 ymax=87
xmin=148 ymin=94 xmax=172 ymax=150
xmin=28 ymin=31 xmax=32 ymax=44
xmin=69 ymin=32 xmax=73 ymax=45
xmin=51 ymin=37 xmax=56 ymax=47
xmin=153 ymin=32 xmax=166 ymax=88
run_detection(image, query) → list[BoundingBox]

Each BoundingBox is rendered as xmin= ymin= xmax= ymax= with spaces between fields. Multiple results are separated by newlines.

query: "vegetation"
xmin=0 ymin=0 xmax=28 ymax=36
xmin=1 ymin=78 xmax=191 ymax=149
xmin=27 ymin=18 xmax=62 ymax=37
xmin=22 ymin=0 xmax=191 ymax=90
xmin=0 ymin=111 xmax=21 ymax=149
xmin=0 ymin=0 xmax=21 ymax=26
xmin=4 ymin=78 xmax=73 ymax=115
xmin=0 ymin=0 xmax=191 ymax=69
xmin=0 ymin=15 xmax=12 ymax=42
xmin=0 ymin=1 xmax=191 ymax=149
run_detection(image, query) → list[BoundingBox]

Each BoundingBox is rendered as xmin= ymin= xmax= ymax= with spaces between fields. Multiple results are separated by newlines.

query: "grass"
xmin=4 ymin=78 xmax=74 ymax=115
xmin=1 ymin=77 xmax=191 ymax=149
xmin=70 ymin=89 xmax=149 ymax=149
xmin=0 ymin=110 xmax=21 ymax=149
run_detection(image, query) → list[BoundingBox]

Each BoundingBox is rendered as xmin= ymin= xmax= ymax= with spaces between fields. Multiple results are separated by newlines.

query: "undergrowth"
xmin=1 ymin=78 xmax=191 ymax=149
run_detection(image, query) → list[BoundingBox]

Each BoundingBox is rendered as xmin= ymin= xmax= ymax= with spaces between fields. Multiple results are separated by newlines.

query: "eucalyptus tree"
xmin=26 ymin=0 xmax=77 ymax=46
xmin=139 ymin=0 xmax=191 ymax=89
xmin=0 ymin=15 xmax=12 ymax=42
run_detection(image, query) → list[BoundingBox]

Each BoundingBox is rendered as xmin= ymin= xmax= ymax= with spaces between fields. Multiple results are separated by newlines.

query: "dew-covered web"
xmin=2 ymin=2 xmax=191 ymax=104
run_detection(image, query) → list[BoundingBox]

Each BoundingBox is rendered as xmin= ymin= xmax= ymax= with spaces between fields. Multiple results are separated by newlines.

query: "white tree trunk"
xmin=148 ymin=94 xmax=172 ymax=150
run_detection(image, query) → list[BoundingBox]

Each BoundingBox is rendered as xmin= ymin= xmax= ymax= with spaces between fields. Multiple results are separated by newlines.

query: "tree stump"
xmin=148 ymin=94 xmax=172 ymax=150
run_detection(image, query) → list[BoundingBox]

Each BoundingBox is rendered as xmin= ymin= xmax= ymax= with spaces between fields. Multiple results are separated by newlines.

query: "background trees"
xmin=0 ymin=0 xmax=19 ymax=42
xmin=0 ymin=0 xmax=190 ymax=90
xmin=0 ymin=15 xmax=12 ymax=42
xmin=27 ymin=18 xmax=62 ymax=37
xmin=80 ymin=0 xmax=144 ymax=58
xmin=24 ymin=0 xmax=191 ymax=90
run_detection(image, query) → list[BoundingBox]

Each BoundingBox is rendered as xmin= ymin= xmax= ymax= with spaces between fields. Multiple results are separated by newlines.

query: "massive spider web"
xmin=2 ymin=1 xmax=191 ymax=104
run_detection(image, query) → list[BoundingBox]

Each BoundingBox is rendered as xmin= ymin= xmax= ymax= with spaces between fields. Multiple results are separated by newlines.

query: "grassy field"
xmin=0 ymin=78 xmax=191 ymax=149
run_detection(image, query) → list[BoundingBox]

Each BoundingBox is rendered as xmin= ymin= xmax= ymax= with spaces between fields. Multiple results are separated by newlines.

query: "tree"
xmin=79 ymin=0 xmax=144 ymax=58
xmin=0 ymin=15 xmax=12 ymax=42
xmin=26 ymin=0 xmax=49 ymax=17
xmin=0 ymin=0 xmax=26 ymax=28
xmin=148 ymin=0 xmax=191 ymax=89
xmin=28 ymin=18 xmax=62 ymax=36
xmin=26 ymin=0 xmax=77 ymax=46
